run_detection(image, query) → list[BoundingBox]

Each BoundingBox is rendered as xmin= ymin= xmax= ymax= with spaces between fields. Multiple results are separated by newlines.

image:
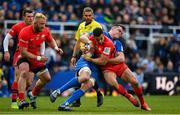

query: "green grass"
xmin=0 ymin=95 xmax=180 ymax=114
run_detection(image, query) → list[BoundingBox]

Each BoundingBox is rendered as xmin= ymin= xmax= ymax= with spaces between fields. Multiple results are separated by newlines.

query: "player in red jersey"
xmin=82 ymin=27 xmax=151 ymax=111
xmin=3 ymin=8 xmax=36 ymax=109
xmin=17 ymin=13 xmax=63 ymax=110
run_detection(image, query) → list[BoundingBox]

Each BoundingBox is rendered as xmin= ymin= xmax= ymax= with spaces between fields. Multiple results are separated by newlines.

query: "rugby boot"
xmin=19 ymin=101 xmax=29 ymax=110
xmin=141 ymin=102 xmax=151 ymax=111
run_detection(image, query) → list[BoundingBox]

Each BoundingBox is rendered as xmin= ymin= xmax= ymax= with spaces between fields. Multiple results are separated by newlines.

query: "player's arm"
xmin=84 ymin=54 xmax=109 ymax=65
xmin=46 ymin=38 xmax=63 ymax=54
xmin=80 ymin=33 xmax=90 ymax=44
xmin=108 ymin=40 xmax=125 ymax=64
xmin=19 ymin=45 xmax=48 ymax=62
xmin=19 ymin=47 xmax=37 ymax=59
xmin=72 ymin=39 xmax=80 ymax=58
xmin=3 ymin=33 xmax=13 ymax=61
xmin=72 ymin=26 xmax=83 ymax=58
xmin=40 ymin=42 xmax=45 ymax=55
xmin=45 ymin=30 xmax=63 ymax=54
xmin=108 ymin=52 xmax=125 ymax=64
xmin=19 ymin=30 xmax=47 ymax=62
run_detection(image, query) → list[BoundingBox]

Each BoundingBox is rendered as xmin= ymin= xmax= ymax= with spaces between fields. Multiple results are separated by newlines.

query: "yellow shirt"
xmin=75 ymin=19 xmax=102 ymax=41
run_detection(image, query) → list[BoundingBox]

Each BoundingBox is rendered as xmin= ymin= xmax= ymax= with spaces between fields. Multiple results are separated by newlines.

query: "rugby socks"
xmin=93 ymin=81 xmax=101 ymax=95
xmin=63 ymin=89 xmax=85 ymax=106
xmin=32 ymin=86 xmax=41 ymax=97
xmin=11 ymin=81 xmax=18 ymax=102
xmin=117 ymin=84 xmax=131 ymax=98
xmin=18 ymin=92 xmax=25 ymax=102
xmin=57 ymin=77 xmax=80 ymax=93
xmin=133 ymin=86 xmax=145 ymax=105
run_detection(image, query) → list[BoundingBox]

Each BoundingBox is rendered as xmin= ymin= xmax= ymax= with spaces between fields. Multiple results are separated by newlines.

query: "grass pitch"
xmin=0 ymin=95 xmax=180 ymax=114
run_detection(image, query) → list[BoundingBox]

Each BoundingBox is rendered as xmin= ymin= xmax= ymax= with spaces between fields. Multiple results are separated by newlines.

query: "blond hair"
xmin=34 ymin=13 xmax=47 ymax=23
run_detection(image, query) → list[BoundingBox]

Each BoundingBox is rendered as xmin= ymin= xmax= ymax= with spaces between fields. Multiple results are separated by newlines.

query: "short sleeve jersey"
xmin=18 ymin=25 xmax=53 ymax=55
xmin=75 ymin=19 xmax=102 ymax=48
xmin=8 ymin=21 xmax=27 ymax=43
xmin=89 ymin=35 xmax=116 ymax=70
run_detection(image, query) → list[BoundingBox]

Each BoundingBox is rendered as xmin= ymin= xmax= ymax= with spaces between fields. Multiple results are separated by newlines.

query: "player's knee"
xmin=81 ymin=80 xmax=93 ymax=91
xmin=19 ymin=62 xmax=30 ymax=71
xmin=79 ymin=74 xmax=90 ymax=83
xmin=78 ymin=67 xmax=91 ymax=82
xmin=130 ymin=77 xmax=139 ymax=87
xmin=26 ymin=79 xmax=32 ymax=87
xmin=20 ymin=70 xmax=29 ymax=79
xmin=42 ymin=75 xmax=51 ymax=83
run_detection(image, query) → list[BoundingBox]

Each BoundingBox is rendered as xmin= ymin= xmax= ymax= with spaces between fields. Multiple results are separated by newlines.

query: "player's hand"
xmin=40 ymin=56 xmax=48 ymax=62
xmin=37 ymin=55 xmax=48 ymax=62
xmin=55 ymin=47 xmax=63 ymax=55
xmin=4 ymin=51 xmax=10 ymax=62
xmin=70 ymin=57 xmax=76 ymax=67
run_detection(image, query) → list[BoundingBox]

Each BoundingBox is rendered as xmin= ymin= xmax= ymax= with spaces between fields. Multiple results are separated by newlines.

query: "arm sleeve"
xmin=40 ymin=42 xmax=45 ymax=55
xmin=18 ymin=29 xmax=29 ymax=48
xmin=3 ymin=33 xmax=12 ymax=52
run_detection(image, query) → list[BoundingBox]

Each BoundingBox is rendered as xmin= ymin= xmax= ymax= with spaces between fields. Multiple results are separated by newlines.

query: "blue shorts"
xmin=75 ymin=57 xmax=100 ymax=79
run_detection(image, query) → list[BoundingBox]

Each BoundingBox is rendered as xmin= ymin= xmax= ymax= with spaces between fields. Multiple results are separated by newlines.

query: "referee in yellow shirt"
xmin=70 ymin=7 xmax=103 ymax=107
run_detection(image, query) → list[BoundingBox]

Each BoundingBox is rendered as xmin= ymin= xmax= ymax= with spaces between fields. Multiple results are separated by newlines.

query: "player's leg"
xmin=50 ymin=67 xmax=90 ymax=103
xmin=30 ymin=68 xmax=51 ymax=109
xmin=103 ymin=71 xmax=139 ymax=107
xmin=58 ymin=78 xmax=94 ymax=111
xmin=11 ymin=66 xmax=19 ymax=109
xmin=70 ymin=86 xmax=81 ymax=107
xmin=121 ymin=68 xmax=151 ymax=111
xmin=26 ymin=72 xmax=35 ymax=109
xmin=71 ymin=71 xmax=103 ymax=107
xmin=92 ymin=70 xmax=103 ymax=107
xmin=93 ymin=81 xmax=103 ymax=107
xmin=17 ymin=61 xmax=30 ymax=110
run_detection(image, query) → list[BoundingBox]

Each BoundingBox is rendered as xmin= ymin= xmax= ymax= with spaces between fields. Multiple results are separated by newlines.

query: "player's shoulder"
xmin=19 ymin=25 xmax=32 ymax=34
xmin=12 ymin=21 xmax=25 ymax=28
xmin=104 ymin=35 xmax=114 ymax=46
xmin=42 ymin=27 xmax=51 ymax=34
xmin=78 ymin=21 xmax=85 ymax=28
xmin=114 ymin=39 xmax=122 ymax=45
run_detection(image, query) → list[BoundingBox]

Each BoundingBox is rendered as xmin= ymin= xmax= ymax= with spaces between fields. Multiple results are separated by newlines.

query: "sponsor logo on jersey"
xmin=103 ymin=47 xmax=110 ymax=55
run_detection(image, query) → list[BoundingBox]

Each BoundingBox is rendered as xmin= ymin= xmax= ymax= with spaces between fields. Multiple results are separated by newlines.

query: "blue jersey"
xmin=103 ymin=32 xmax=124 ymax=52
xmin=75 ymin=57 xmax=100 ymax=78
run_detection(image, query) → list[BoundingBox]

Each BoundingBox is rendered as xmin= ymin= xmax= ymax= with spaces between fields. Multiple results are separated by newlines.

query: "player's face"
xmin=83 ymin=12 xmax=93 ymax=24
xmin=35 ymin=18 xmax=46 ymax=32
xmin=113 ymin=26 xmax=123 ymax=39
xmin=94 ymin=34 xmax=104 ymax=45
xmin=24 ymin=13 xmax=34 ymax=25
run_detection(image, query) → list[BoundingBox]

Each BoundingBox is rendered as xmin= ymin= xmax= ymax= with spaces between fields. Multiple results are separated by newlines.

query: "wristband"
xmin=72 ymin=55 xmax=76 ymax=58
xmin=54 ymin=46 xmax=59 ymax=51
xmin=37 ymin=56 xmax=42 ymax=61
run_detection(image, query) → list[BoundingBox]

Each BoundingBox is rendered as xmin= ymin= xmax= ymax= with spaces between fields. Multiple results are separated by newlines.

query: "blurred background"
xmin=0 ymin=0 xmax=180 ymax=97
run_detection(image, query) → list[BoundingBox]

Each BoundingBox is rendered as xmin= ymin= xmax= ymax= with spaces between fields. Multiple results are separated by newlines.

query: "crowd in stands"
xmin=0 ymin=0 xmax=180 ymax=96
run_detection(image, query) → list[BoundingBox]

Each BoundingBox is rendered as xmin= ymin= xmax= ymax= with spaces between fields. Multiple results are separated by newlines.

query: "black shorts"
xmin=17 ymin=58 xmax=47 ymax=74
xmin=17 ymin=58 xmax=30 ymax=67
xmin=32 ymin=65 xmax=47 ymax=74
